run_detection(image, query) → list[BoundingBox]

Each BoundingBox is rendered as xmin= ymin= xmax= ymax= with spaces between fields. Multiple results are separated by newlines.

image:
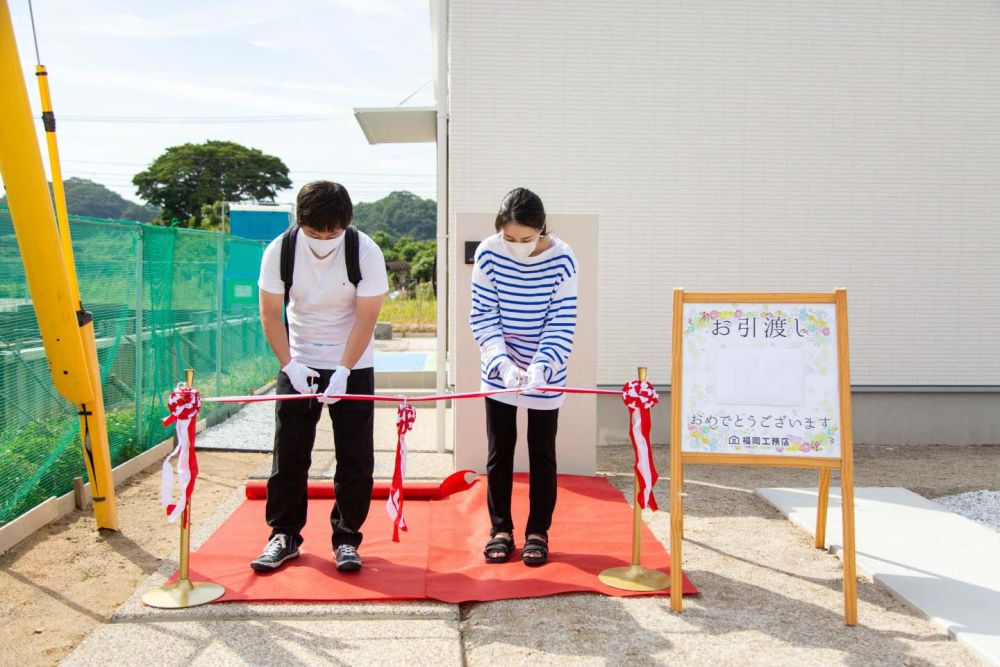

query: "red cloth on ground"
xmin=182 ymin=473 xmax=698 ymax=603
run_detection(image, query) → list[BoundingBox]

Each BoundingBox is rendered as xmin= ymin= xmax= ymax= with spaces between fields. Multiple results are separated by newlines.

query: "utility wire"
xmin=396 ymin=79 xmax=432 ymax=107
xmin=55 ymin=112 xmax=353 ymax=124
xmin=27 ymin=0 xmax=41 ymax=65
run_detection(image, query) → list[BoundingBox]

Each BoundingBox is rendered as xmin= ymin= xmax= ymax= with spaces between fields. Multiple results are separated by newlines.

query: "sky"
xmin=4 ymin=0 xmax=437 ymax=205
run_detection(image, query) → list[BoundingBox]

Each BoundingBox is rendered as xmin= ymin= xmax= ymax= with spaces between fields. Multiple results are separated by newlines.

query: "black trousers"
xmin=266 ymin=367 xmax=375 ymax=549
xmin=485 ymin=397 xmax=559 ymax=539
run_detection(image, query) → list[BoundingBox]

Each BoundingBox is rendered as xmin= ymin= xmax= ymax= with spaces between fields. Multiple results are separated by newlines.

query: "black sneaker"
xmin=334 ymin=544 xmax=362 ymax=572
xmin=251 ymin=533 xmax=300 ymax=572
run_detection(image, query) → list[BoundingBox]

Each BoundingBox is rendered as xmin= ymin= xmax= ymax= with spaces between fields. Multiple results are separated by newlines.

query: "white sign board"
xmin=680 ymin=303 xmax=841 ymax=458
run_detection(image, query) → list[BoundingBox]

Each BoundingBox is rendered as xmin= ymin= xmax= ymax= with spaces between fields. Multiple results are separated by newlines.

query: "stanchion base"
xmin=598 ymin=564 xmax=670 ymax=592
xmin=142 ymin=578 xmax=225 ymax=608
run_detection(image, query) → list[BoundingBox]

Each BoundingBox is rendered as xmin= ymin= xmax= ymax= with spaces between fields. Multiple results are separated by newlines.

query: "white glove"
xmin=318 ymin=365 xmax=351 ymax=405
xmin=523 ymin=363 xmax=547 ymax=392
xmin=282 ymin=359 xmax=320 ymax=395
xmin=498 ymin=359 xmax=524 ymax=389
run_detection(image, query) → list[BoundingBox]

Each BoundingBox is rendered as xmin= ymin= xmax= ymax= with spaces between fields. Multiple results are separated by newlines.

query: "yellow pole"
xmin=0 ymin=0 xmax=118 ymax=529
xmin=34 ymin=63 xmax=78 ymax=300
xmin=142 ymin=370 xmax=225 ymax=608
xmin=598 ymin=366 xmax=670 ymax=592
xmin=629 ymin=366 xmax=648 ymax=567
xmin=178 ymin=369 xmax=194 ymax=581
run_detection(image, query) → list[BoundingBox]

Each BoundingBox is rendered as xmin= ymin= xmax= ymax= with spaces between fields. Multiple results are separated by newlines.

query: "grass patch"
xmin=379 ymin=296 xmax=437 ymax=333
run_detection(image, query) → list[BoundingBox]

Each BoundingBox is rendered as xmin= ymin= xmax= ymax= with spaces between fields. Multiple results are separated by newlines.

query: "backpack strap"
xmin=281 ymin=225 xmax=361 ymax=301
xmin=345 ymin=226 xmax=362 ymax=288
xmin=279 ymin=226 xmax=298 ymax=335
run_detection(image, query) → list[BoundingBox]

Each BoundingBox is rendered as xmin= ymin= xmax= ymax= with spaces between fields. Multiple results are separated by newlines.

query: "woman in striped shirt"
xmin=470 ymin=188 xmax=578 ymax=566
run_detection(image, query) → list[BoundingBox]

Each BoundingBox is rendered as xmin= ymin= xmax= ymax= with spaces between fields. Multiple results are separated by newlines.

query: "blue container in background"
xmin=224 ymin=204 xmax=293 ymax=310
xmin=229 ymin=204 xmax=292 ymax=242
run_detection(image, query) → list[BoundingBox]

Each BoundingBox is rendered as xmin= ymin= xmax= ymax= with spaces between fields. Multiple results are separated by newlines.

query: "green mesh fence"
xmin=0 ymin=209 xmax=274 ymax=526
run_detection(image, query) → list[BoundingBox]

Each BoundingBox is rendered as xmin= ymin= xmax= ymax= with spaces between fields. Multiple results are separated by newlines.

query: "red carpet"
xmin=184 ymin=473 xmax=698 ymax=603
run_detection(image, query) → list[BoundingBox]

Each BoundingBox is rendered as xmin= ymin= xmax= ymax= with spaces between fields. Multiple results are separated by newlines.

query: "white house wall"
xmin=447 ymin=0 xmax=1000 ymax=388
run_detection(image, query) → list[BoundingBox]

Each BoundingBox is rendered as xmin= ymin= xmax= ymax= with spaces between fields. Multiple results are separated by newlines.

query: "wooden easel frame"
xmin=669 ymin=289 xmax=858 ymax=626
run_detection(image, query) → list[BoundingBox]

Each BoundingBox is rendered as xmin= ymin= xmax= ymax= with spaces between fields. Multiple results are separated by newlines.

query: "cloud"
xmin=56 ymin=66 xmax=352 ymax=115
xmin=246 ymin=38 xmax=289 ymax=52
xmin=323 ymin=0 xmax=418 ymax=20
xmin=33 ymin=3 xmax=282 ymax=39
xmin=229 ymin=75 xmax=404 ymax=101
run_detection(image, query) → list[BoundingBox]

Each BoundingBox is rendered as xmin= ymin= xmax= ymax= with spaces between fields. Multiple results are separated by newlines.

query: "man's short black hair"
xmin=296 ymin=180 xmax=353 ymax=231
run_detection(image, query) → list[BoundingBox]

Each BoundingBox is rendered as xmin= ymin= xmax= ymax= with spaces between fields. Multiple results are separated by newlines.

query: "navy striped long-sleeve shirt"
xmin=470 ymin=233 xmax=579 ymax=409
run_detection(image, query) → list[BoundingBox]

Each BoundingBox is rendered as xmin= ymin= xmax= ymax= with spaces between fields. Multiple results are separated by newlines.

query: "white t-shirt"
xmin=258 ymin=229 xmax=389 ymax=370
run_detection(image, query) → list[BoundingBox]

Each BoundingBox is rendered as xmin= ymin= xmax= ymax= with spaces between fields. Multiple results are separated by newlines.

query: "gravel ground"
xmin=933 ymin=490 xmax=1000 ymax=533
xmin=3 ymin=439 xmax=997 ymax=665
xmin=198 ymin=400 xmax=276 ymax=452
xmin=462 ymin=444 xmax=999 ymax=666
xmin=0 ymin=450 xmax=270 ymax=666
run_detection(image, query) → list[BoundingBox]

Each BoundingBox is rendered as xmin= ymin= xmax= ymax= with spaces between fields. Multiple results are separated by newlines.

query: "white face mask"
xmin=504 ymin=237 xmax=539 ymax=259
xmin=303 ymin=232 xmax=344 ymax=257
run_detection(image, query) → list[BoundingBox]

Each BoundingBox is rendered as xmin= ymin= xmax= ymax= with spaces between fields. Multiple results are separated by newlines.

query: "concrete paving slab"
xmin=375 ymin=336 xmax=437 ymax=353
xmin=372 ymin=450 xmax=454 ymax=480
xmin=756 ymin=486 xmax=1000 ymax=665
xmin=300 ymin=451 xmax=453 ymax=481
xmin=247 ymin=451 xmax=453 ymax=482
xmin=63 ymin=618 xmax=462 ymax=667
xmin=115 ymin=565 xmax=456 ymax=622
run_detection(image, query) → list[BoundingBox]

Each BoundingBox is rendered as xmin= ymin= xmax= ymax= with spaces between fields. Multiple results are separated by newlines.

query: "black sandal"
xmin=483 ymin=534 xmax=514 ymax=564
xmin=521 ymin=535 xmax=548 ymax=567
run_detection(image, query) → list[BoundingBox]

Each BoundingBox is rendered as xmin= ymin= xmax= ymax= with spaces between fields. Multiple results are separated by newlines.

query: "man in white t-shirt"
xmin=252 ymin=180 xmax=388 ymax=573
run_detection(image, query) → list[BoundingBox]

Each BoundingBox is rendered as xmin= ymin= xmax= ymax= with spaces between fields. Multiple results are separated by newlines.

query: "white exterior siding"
xmin=448 ymin=0 xmax=1000 ymax=387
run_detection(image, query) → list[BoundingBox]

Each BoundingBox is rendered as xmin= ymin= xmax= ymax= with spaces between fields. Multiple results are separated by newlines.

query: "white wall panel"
xmin=448 ymin=0 xmax=1000 ymax=386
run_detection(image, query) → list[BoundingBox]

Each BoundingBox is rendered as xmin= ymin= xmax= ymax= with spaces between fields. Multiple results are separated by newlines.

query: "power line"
xmin=397 ymin=79 xmax=433 ymax=107
xmin=60 ymin=160 xmax=435 ymax=178
xmin=52 ymin=112 xmax=354 ymax=125
xmin=27 ymin=0 xmax=41 ymax=65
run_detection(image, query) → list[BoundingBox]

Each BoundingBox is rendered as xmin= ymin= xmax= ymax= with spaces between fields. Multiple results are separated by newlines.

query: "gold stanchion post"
xmin=598 ymin=367 xmax=670 ymax=592
xmin=142 ymin=369 xmax=225 ymax=608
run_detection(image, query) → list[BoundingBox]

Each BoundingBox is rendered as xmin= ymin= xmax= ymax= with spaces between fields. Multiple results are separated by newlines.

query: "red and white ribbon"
xmin=200 ymin=386 xmax=623 ymax=405
xmin=622 ymin=380 xmax=660 ymax=510
xmin=386 ymin=402 xmax=416 ymax=542
xmin=160 ymin=384 xmax=201 ymax=526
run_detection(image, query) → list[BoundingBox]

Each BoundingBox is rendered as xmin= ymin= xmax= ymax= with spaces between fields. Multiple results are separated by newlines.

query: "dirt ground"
xmin=1 ymin=444 xmax=997 ymax=666
xmin=0 ymin=451 xmax=269 ymax=666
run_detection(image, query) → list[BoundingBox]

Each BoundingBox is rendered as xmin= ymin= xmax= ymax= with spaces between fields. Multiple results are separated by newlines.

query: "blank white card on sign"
xmin=715 ymin=347 xmax=805 ymax=406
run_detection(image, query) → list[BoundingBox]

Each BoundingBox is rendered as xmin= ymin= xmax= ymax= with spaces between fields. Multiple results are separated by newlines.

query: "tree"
xmin=132 ymin=140 xmax=291 ymax=225
xmin=352 ymin=191 xmax=436 ymax=241
xmin=1 ymin=177 xmax=159 ymax=222
xmin=189 ymin=201 xmax=226 ymax=231
xmin=370 ymin=231 xmax=396 ymax=260
xmin=368 ymin=231 xmax=436 ymax=293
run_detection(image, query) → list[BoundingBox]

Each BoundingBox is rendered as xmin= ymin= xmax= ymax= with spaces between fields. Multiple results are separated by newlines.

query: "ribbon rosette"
xmin=621 ymin=380 xmax=660 ymax=510
xmin=386 ymin=402 xmax=417 ymax=541
xmin=160 ymin=384 xmax=201 ymax=526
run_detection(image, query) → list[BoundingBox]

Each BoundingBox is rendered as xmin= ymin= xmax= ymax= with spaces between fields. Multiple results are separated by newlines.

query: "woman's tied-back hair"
xmin=296 ymin=180 xmax=353 ymax=231
xmin=494 ymin=187 xmax=546 ymax=234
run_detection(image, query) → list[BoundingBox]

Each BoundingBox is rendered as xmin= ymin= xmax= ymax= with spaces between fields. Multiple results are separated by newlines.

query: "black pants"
xmin=266 ymin=367 xmax=375 ymax=549
xmin=485 ymin=397 xmax=559 ymax=539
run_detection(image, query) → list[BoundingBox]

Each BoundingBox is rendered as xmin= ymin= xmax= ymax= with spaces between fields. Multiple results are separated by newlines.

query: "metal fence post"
xmin=215 ymin=233 xmax=224 ymax=398
xmin=135 ymin=227 xmax=144 ymax=448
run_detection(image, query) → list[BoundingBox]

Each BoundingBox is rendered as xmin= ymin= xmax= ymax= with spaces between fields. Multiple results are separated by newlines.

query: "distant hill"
xmin=0 ymin=177 xmax=160 ymax=222
xmin=352 ymin=191 xmax=436 ymax=241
